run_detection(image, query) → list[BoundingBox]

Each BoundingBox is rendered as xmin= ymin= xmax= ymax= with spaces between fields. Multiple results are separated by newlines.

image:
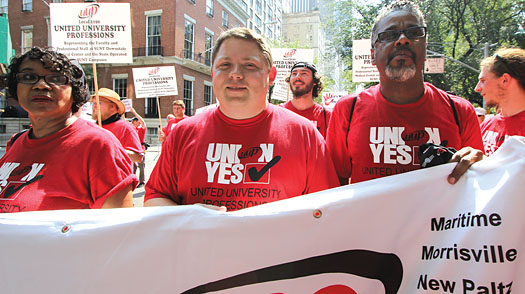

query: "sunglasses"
xmin=376 ymin=26 xmax=427 ymax=43
xmin=16 ymin=72 xmax=69 ymax=86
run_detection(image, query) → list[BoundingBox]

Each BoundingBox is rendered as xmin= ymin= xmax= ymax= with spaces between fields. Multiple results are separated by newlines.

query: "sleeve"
xmin=304 ymin=129 xmax=339 ymax=194
xmin=144 ymin=130 xmax=180 ymax=203
xmin=89 ymin=135 xmax=139 ymax=208
xmin=123 ymin=125 xmax=145 ymax=153
xmin=454 ymin=97 xmax=484 ymax=152
xmin=326 ymin=95 xmax=355 ymax=184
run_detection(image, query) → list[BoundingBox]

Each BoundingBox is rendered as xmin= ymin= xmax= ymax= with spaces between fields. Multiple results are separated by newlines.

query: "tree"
xmin=322 ymin=0 xmax=525 ymax=104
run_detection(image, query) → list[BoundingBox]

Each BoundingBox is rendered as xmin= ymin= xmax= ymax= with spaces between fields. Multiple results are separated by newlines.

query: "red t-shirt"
xmin=327 ymin=83 xmax=484 ymax=184
xmin=282 ymin=101 xmax=332 ymax=138
xmin=162 ymin=116 xmax=188 ymax=138
xmin=135 ymin=126 xmax=146 ymax=143
xmin=145 ymin=104 xmax=338 ymax=211
xmin=0 ymin=119 xmax=137 ymax=213
xmin=481 ymin=110 xmax=525 ymax=156
xmin=103 ymin=119 xmax=144 ymax=153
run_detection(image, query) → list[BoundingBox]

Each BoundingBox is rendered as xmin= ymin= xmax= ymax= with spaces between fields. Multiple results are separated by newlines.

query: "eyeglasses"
xmin=16 ymin=72 xmax=69 ymax=86
xmin=376 ymin=26 xmax=427 ymax=43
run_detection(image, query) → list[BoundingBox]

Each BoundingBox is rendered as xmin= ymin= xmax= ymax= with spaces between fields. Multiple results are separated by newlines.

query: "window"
xmin=146 ymin=15 xmax=162 ymax=56
xmin=145 ymin=98 xmax=158 ymax=118
xmin=21 ymin=28 xmax=33 ymax=53
xmin=241 ymin=0 xmax=248 ymax=12
xmin=187 ymin=0 xmax=195 ymax=3
xmin=0 ymin=0 xmax=8 ymax=14
xmin=147 ymin=127 xmax=158 ymax=139
xmin=255 ymin=15 xmax=261 ymax=27
xmin=222 ymin=11 xmax=229 ymax=28
xmin=204 ymin=83 xmax=213 ymax=106
xmin=204 ymin=30 xmax=213 ymax=66
xmin=184 ymin=19 xmax=195 ymax=60
xmin=266 ymin=27 xmax=273 ymax=39
xmin=22 ymin=0 xmax=32 ymax=12
xmin=255 ymin=0 xmax=262 ymax=15
xmin=113 ymin=78 xmax=127 ymax=99
xmin=266 ymin=5 xmax=272 ymax=22
xmin=206 ymin=0 xmax=214 ymax=17
xmin=183 ymin=79 xmax=194 ymax=116
xmin=53 ymin=0 xmax=63 ymax=3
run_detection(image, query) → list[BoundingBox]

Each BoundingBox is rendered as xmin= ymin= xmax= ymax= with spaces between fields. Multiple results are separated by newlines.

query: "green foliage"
xmin=323 ymin=0 xmax=525 ymax=103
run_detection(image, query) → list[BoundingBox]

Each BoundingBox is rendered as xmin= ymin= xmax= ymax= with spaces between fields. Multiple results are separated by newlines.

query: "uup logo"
xmin=149 ymin=67 xmax=160 ymax=75
xmin=78 ymin=4 xmax=100 ymax=19
xmin=283 ymin=49 xmax=297 ymax=57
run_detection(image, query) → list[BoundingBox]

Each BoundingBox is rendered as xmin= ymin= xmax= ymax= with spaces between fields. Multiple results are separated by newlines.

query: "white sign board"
xmin=132 ymin=66 xmax=178 ymax=98
xmin=50 ymin=3 xmax=132 ymax=64
xmin=121 ymin=98 xmax=132 ymax=112
xmin=271 ymin=48 xmax=314 ymax=101
xmin=352 ymin=39 xmax=379 ymax=83
xmin=321 ymin=91 xmax=348 ymax=110
xmin=425 ymin=57 xmax=445 ymax=74
xmin=0 ymin=137 xmax=523 ymax=293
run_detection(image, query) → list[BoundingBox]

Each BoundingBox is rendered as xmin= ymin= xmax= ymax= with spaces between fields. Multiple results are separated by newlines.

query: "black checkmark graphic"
xmin=2 ymin=175 xmax=44 ymax=199
xmin=248 ymin=156 xmax=281 ymax=181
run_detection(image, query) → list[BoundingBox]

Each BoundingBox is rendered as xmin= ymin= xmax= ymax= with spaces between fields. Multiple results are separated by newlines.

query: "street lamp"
xmin=262 ymin=20 xmax=279 ymax=39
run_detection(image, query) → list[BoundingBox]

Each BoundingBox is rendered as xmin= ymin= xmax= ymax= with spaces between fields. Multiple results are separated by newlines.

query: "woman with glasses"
xmin=0 ymin=47 xmax=137 ymax=212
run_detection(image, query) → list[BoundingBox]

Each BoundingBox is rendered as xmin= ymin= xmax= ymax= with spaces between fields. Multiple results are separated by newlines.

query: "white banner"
xmin=352 ymin=39 xmax=379 ymax=83
xmin=271 ymin=48 xmax=314 ymax=101
xmin=132 ymin=66 xmax=178 ymax=98
xmin=50 ymin=3 xmax=132 ymax=64
xmin=0 ymin=137 xmax=524 ymax=293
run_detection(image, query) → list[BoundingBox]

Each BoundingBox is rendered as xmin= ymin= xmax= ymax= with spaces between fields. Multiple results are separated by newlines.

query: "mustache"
xmin=387 ymin=46 xmax=416 ymax=63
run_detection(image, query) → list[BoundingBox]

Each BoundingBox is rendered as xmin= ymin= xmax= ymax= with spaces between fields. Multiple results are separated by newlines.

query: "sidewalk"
xmin=133 ymin=144 xmax=162 ymax=207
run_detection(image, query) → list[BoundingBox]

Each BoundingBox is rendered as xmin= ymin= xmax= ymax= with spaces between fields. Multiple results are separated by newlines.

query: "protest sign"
xmin=425 ymin=57 xmax=446 ymax=74
xmin=270 ymin=48 xmax=314 ymax=101
xmin=352 ymin=39 xmax=379 ymax=83
xmin=0 ymin=137 xmax=523 ymax=293
xmin=321 ymin=91 xmax=348 ymax=110
xmin=50 ymin=3 xmax=132 ymax=64
xmin=132 ymin=66 xmax=178 ymax=98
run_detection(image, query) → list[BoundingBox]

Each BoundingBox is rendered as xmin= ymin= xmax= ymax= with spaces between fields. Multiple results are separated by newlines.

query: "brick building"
xmin=6 ymin=0 xmax=249 ymax=142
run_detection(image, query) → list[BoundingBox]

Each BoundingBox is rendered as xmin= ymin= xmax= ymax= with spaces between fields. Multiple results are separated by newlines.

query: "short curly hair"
xmin=7 ymin=47 xmax=89 ymax=113
xmin=371 ymin=0 xmax=426 ymax=48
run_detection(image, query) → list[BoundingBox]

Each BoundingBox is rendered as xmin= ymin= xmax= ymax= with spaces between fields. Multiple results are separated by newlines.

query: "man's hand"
xmin=195 ymin=203 xmax=227 ymax=212
xmin=447 ymin=147 xmax=485 ymax=184
xmin=158 ymin=132 xmax=166 ymax=142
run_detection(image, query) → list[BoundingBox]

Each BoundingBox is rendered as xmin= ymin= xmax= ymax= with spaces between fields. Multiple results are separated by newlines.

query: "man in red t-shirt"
xmin=159 ymin=100 xmax=188 ymax=142
xmin=130 ymin=108 xmax=147 ymax=186
xmin=475 ymin=47 xmax=525 ymax=156
xmin=144 ymin=28 xmax=338 ymax=211
xmin=91 ymin=88 xmax=144 ymax=166
xmin=282 ymin=62 xmax=331 ymax=138
xmin=327 ymin=0 xmax=484 ymax=185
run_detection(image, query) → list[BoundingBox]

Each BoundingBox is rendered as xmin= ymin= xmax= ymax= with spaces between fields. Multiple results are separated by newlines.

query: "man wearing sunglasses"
xmin=327 ymin=0 xmax=484 ymax=185
xmin=475 ymin=48 xmax=525 ymax=156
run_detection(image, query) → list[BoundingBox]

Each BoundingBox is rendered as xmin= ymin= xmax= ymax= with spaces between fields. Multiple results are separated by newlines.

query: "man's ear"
xmin=500 ymin=73 xmax=513 ymax=88
xmin=269 ymin=66 xmax=277 ymax=85
xmin=371 ymin=48 xmax=376 ymax=66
